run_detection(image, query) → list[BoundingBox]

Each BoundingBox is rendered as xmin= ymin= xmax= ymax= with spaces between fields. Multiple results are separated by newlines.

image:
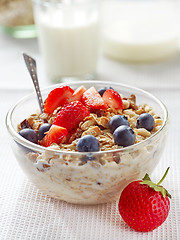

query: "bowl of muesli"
xmin=6 ymin=81 xmax=168 ymax=204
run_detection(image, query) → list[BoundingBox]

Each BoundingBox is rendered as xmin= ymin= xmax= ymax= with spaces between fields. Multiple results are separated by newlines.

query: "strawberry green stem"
xmin=157 ymin=167 xmax=170 ymax=186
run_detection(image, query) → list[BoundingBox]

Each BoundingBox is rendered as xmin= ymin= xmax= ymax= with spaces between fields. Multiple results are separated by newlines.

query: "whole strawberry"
xmin=118 ymin=168 xmax=171 ymax=232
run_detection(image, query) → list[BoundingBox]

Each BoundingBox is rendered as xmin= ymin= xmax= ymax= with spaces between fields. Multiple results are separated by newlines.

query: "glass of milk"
xmin=101 ymin=0 xmax=179 ymax=62
xmin=33 ymin=0 xmax=100 ymax=82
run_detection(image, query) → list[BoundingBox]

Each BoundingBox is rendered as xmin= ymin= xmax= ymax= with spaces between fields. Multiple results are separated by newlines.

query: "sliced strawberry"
xmin=40 ymin=125 xmax=68 ymax=147
xmin=53 ymin=101 xmax=90 ymax=131
xmin=102 ymin=89 xmax=124 ymax=109
xmin=81 ymin=87 xmax=107 ymax=110
xmin=44 ymin=86 xmax=74 ymax=114
xmin=67 ymin=85 xmax=86 ymax=103
xmin=65 ymin=128 xmax=78 ymax=144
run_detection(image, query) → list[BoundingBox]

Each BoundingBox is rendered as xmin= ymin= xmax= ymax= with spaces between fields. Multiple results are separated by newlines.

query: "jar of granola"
xmin=0 ymin=0 xmax=37 ymax=38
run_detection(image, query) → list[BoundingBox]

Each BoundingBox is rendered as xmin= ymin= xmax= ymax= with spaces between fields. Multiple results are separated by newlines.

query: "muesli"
xmin=18 ymin=85 xmax=162 ymax=153
xmin=16 ymin=85 xmax=165 ymax=204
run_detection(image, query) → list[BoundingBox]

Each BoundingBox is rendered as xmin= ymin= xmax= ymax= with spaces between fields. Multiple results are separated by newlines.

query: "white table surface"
xmin=0 ymin=31 xmax=180 ymax=240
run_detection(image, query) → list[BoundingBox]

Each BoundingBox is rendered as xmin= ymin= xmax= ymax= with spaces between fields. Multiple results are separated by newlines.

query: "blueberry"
xmin=38 ymin=123 xmax=52 ymax=140
xmin=19 ymin=128 xmax=38 ymax=144
xmin=98 ymin=87 xmax=114 ymax=96
xmin=109 ymin=115 xmax=130 ymax=132
xmin=136 ymin=113 xmax=155 ymax=132
xmin=77 ymin=135 xmax=100 ymax=152
xmin=113 ymin=125 xmax=135 ymax=147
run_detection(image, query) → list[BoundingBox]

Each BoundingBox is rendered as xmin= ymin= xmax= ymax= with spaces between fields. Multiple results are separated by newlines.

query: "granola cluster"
xmin=18 ymin=94 xmax=163 ymax=152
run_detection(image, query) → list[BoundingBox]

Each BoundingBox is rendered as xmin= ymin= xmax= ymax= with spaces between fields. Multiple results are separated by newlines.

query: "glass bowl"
xmin=6 ymin=81 xmax=168 ymax=205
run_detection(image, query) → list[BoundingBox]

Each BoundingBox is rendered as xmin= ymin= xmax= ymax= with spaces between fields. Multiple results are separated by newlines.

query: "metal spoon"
xmin=23 ymin=53 xmax=44 ymax=113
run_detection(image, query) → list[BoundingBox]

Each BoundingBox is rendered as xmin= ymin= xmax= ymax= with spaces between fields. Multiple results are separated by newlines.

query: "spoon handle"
xmin=23 ymin=53 xmax=44 ymax=113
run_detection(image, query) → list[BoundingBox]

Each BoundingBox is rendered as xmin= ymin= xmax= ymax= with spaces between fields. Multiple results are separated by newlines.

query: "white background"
xmin=0 ymin=30 xmax=180 ymax=239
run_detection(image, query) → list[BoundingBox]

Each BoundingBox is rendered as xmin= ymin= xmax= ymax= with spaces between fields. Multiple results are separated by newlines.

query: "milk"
xmin=34 ymin=5 xmax=99 ymax=81
xmin=102 ymin=1 xmax=179 ymax=62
